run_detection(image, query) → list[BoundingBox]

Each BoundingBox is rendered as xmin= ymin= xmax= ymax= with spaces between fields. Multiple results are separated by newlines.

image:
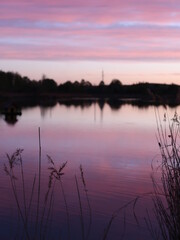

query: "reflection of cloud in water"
xmin=124 ymin=122 xmax=136 ymax=125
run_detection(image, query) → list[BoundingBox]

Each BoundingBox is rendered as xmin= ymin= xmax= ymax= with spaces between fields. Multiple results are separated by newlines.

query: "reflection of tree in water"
xmin=107 ymin=99 xmax=122 ymax=110
xmin=59 ymin=99 xmax=93 ymax=109
xmin=4 ymin=114 xmax=18 ymax=125
xmin=94 ymin=102 xmax=96 ymax=123
xmin=40 ymin=107 xmax=53 ymax=119
xmin=97 ymin=99 xmax=105 ymax=110
xmin=39 ymin=100 xmax=57 ymax=118
xmin=0 ymin=103 xmax=22 ymax=125
xmin=97 ymin=99 xmax=105 ymax=123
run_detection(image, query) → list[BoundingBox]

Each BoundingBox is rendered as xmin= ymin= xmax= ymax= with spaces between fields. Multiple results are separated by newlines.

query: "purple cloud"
xmin=1 ymin=0 xmax=180 ymax=61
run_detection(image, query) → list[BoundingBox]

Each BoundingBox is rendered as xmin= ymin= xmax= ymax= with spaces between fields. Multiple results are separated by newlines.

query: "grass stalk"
xmin=34 ymin=127 xmax=42 ymax=239
xmin=4 ymin=150 xmax=30 ymax=240
xmin=19 ymin=152 xmax=28 ymax=226
xmin=75 ymin=175 xmax=85 ymax=240
xmin=59 ymin=177 xmax=71 ymax=240
xmin=80 ymin=165 xmax=92 ymax=240
xmin=152 ymin=111 xmax=180 ymax=240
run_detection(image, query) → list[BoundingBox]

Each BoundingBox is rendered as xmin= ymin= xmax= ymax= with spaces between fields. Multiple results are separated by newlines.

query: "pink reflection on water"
xmin=0 ymin=103 xmax=176 ymax=239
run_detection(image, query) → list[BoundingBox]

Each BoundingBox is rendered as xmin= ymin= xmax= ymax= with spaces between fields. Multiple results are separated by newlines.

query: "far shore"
xmin=1 ymin=69 xmax=180 ymax=107
xmin=0 ymin=92 xmax=179 ymax=109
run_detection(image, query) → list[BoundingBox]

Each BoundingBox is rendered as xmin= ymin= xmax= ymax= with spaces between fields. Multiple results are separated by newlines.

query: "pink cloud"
xmin=1 ymin=0 xmax=180 ymax=23
xmin=1 ymin=0 xmax=180 ymax=61
xmin=1 ymin=40 xmax=180 ymax=61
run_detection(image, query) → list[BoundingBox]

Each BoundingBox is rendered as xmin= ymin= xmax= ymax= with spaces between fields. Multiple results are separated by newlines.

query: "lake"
xmin=0 ymin=100 xmax=176 ymax=239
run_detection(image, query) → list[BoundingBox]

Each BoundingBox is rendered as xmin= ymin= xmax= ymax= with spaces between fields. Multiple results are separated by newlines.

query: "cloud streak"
xmin=1 ymin=0 xmax=180 ymax=61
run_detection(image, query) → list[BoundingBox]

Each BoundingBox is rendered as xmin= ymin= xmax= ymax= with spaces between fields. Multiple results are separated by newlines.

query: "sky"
xmin=1 ymin=0 xmax=180 ymax=85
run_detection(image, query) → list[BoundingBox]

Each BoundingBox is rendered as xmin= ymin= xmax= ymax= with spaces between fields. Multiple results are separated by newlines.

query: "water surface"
xmin=0 ymin=102 xmax=176 ymax=239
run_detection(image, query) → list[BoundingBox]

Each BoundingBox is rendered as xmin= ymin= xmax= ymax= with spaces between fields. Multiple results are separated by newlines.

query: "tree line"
xmin=0 ymin=70 xmax=179 ymax=103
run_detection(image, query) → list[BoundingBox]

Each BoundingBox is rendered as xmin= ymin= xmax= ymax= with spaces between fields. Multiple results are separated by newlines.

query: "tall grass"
xmin=151 ymin=111 xmax=180 ymax=240
xmin=4 ymin=149 xmax=30 ymax=240
xmin=4 ymin=129 xmax=68 ymax=240
xmin=3 ymin=128 xmax=97 ymax=240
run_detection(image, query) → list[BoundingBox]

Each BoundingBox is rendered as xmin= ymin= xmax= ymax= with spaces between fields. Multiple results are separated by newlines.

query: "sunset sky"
xmin=1 ymin=0 xmax=180 ymax=85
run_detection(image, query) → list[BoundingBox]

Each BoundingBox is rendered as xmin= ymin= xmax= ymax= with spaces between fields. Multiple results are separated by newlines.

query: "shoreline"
xmin=0 ymin=92 xmax=179 ymax=108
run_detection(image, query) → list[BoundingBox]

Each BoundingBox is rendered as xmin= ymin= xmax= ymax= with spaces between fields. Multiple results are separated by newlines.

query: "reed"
xmin=80 ymin=164 xmax=92 ymax=240
xmin=34 ymin=127 xmax=42 ymax=239
xmin=46 ymin=155 xmax=69 ymax=239
xmin=4 ymin=129 xmax=61 ymax=240
xmin=4 ymin=133 xmax=95 ymax=240
xmin=4 ymin=149 xmax=30 ymax=240
xmin=151 ymin=111 xmax=180 ymax=239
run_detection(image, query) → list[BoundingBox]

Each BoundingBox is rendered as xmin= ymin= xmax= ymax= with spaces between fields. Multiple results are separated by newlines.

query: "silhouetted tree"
xmin=99 ymin=81 xmax=105 ymax=86
xmin=39 ymin=78 xmax=57 ymax=93
xmin=109 ymin=79 xmax=122 ymax=94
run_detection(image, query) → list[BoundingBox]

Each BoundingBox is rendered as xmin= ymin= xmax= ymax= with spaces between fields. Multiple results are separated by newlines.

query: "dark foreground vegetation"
xmin=151 ymin=112 xmax=180 ymax=240
xmin=0 ymin=70 xmax=180 ymax=105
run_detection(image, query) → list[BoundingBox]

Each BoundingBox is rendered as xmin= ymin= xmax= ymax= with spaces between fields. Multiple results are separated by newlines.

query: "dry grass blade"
xmin=80 ymin=165 xmax=86 ymax=189
xmin=46 ymin=156 xmax=70 ymax=239
xmin=80 ymin=165 xmax=92 ymax=240
xmin=47 ymin=155 xmax=55 ymax=166
xmin=75 ymin=175 xmax=85 ymax=240
xmin=4 ymin=149 xmax=30 ymax=240
xmin=34 ymin=127 xmax=42 ymax=240
xmin=152 ymin=111 xmax=180 ymax=240
xmin=102 ymin=213 xmax=116 ymax=240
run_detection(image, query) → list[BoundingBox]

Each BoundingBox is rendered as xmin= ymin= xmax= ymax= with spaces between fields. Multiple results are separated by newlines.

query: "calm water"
xmin=0 ymin=101 xmax=176 ymax=239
